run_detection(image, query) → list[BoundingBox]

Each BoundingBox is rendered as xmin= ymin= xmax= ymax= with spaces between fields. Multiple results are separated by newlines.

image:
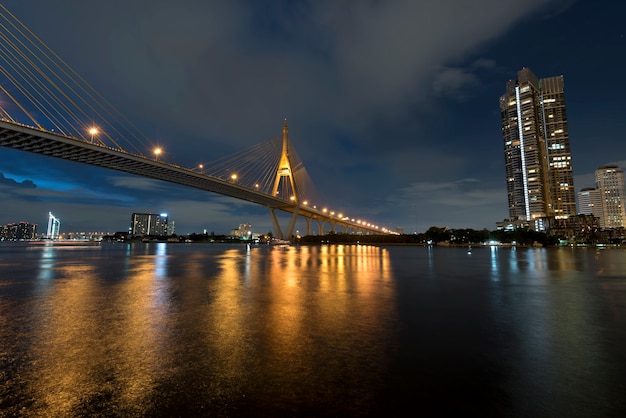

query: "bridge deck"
xmin=0 ymin=120 xmax=383 ymax=233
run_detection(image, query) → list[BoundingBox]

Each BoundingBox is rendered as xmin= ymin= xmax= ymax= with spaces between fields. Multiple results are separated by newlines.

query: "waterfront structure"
xmin=46 ymin=212 xmax=60 ymax=239
xmin=231 ymin=223 xmax=253 ymax=239
xmin=594 ymin=165 xmax=626 ymax=228
xmin=131 ymin=213 xmax=169 ymax=236
xmin=0 ymin=221 xmax=37 ymax=240
xmin=500 ymin=68 xmax=576 ymax=231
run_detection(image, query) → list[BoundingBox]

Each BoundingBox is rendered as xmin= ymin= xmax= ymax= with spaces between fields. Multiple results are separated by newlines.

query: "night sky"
xmin=1 ymin=0 xmax=625 ymax=235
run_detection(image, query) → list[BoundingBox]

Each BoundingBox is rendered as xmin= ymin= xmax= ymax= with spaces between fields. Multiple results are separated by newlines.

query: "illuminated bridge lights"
xmin=0 ymin=120 xmax=394 ymax=236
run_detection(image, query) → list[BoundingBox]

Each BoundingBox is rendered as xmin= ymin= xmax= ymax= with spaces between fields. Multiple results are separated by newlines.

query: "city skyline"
xmin=1 ymin=1 xmax=625 ymax=234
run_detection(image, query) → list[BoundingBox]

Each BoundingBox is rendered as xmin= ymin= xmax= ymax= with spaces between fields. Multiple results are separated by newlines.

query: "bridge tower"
xmin=269 ymin=119 xmax=300 ymax=239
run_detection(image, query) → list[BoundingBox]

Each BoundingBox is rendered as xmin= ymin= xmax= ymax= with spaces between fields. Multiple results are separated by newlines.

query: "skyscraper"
xmin=131 ymin=213 xmax=169 ymax=236
xmin=594 ymin=165 xmax=626 ymax=228
xmin=500 ymin=67 xmax=576 ymax=230
xmin=46 ymin=212 xmax=61 ymax=239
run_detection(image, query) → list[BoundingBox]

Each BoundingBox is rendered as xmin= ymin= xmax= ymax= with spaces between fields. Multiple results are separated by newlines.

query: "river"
xmin=1 ymin=242 xmax=625 ymax=417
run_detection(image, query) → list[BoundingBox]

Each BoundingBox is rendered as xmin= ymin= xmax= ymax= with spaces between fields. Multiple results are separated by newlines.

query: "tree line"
xmin=298 ymin=226 xmax=559 ymax=246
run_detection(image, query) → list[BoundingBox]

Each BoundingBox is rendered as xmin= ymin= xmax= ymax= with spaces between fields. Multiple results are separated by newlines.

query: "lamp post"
xmin=154 ymin=147 xmax=162 ymax=161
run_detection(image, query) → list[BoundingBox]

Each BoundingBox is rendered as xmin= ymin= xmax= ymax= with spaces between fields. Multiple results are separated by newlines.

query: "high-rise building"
xmin=577 ymin=187 xmax=603 ymax=221
xmin=131 ymin=213 xmax=169 ymax=236
xmin=0 ymin=222 xmax=37 ymax=240
xmin=594 ymin=165 xmax=626 ymax=228
xmin=500 ymin=67 xmax=576 ymax=230
xmin=46 ymin=212 xmax=61 ymax=239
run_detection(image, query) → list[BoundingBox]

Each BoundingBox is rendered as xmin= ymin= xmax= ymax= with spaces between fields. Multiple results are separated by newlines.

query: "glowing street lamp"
xmin=89 ymin=127 xmax=98 ymax=143
xmin=231 ymin=174 xmax=238 ymax=182
xmin=154 ymin=147 xmax=162 ymax=160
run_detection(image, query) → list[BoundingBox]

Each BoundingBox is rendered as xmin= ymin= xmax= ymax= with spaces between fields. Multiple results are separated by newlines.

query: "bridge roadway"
xmin=0 ymin=120 xmax=384 ymax=236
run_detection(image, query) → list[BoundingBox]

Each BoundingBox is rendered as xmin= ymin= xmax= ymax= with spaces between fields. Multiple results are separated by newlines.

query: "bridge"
xmin=0 ymin=6 xmax=394 ymax=239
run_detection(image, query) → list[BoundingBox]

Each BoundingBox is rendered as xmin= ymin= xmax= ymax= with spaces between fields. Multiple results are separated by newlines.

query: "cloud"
xmin=1 ymin=0 xmax=576 ymax=234
xmin=397 ymin=178 xmax=496 ymax=206
xmin=387 ymin=177 xmax=507 ymax=231
xmin=432 ymin=68 xmax=480 ymax=100
xmin=0 ymin=172 xmax=36 ymax=188
xmin=38 ymin=0 xmax=556 ymax=145
xmin=108 ymin=176 xmax=171 ymax=191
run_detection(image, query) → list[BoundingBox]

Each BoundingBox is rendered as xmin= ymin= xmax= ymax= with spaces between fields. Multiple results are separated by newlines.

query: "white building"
xmin=46 ymin=212 xmax=61 ymax=239
xmin=595 ymin=165 xmax=626 ymax=229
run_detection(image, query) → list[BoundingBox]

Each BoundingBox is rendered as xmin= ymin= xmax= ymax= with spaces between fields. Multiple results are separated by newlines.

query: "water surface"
xmin=1 ymin=242 xmax=625 ymax=416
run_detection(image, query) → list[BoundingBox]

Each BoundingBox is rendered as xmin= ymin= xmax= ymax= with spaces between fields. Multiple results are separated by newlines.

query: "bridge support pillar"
xmin=317 ymin=220 xmax=325 ymax=235
xmin=304 ymin=217 xmax=311 ymax=236
xmin=269 ymin=208 xmax=284 ymax=240
xmin=285 ymin=207 xmax=299 ymax=239
xmin=269 ymin=207 xmax=300 ymax=240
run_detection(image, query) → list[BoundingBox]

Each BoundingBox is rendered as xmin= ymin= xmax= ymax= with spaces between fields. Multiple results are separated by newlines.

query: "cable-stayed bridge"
xmin=0 ymin=5 xmax=394 ymax=238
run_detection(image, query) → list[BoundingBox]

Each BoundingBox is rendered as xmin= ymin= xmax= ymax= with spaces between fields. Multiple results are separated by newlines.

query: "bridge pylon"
xmin=269 ymin=119 xmax=300 ymax=240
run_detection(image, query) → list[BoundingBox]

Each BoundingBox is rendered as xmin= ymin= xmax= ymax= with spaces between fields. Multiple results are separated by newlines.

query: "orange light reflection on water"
xmin=23 ymin=243 xmax=397 ymax=415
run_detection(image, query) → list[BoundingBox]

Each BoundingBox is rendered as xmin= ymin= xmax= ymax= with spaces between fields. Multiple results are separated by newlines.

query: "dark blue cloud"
xmin=0 ymin=172 xmax=36 ymax=189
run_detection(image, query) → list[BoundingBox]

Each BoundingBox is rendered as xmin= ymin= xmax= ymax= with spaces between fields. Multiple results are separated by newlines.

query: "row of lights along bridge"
xmin=85 ymin=125 xmax=387 ymax=233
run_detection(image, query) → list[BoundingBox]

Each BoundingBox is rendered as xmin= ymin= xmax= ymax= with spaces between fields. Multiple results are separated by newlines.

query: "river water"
xmin=0 ymin=242 xmax=625 ymax=417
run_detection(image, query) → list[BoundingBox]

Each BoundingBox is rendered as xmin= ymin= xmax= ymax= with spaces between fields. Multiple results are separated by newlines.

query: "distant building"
xmin=577 ymin=187 xmax=603 ymax=224
xmin=549 ymin=214 xmax=600 ymax=240
xmin=595 ymin=165 xmax=626 ymax=228
xmin=131 ymin=213 xmax=169 ymax=236
xmin=231 ymin=223 xmax=253 ymax=239
xmin=499 ymin=67 xmax=576 ymax=231
xmin=46 ymin=212 xmax=61 ymax=239
xmin=0 ymin=221 xmax=37 ymax=240
xmin=495 ymin=218 xmax=530 ymax=231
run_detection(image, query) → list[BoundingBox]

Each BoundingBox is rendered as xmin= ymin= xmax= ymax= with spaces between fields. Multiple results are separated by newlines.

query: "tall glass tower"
xmin=499 ymin=68 xmax=576 ymax=230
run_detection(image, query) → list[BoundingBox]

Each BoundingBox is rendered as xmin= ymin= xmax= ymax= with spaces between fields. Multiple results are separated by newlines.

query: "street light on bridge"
xmin=88 ymin=127 xmax=98 ymax=143
xmin=154 ymin=147 xmax=162 ymax=161
xmin=231 ymin=174 xmax=238 ymax=182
